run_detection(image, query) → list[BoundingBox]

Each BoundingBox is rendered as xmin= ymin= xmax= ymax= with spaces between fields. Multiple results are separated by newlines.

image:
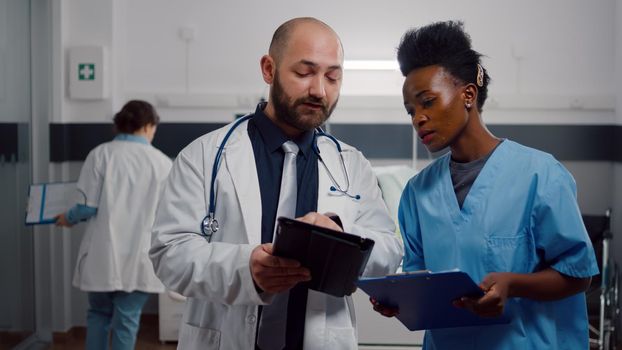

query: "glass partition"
xmin=0 ymin=0 xmax=35 ymax=348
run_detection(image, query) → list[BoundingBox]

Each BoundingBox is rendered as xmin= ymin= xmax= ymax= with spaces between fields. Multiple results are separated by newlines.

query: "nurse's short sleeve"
xmin=398 ymin=179 xmax=425 ymax=272
xmin=533 ymin=163 xmax=599 ymax=278
xmin=76 ymin=148 xmax=104 ymax=208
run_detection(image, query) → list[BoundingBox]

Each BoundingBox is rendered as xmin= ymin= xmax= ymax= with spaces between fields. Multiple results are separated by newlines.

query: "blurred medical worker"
xmin=372 ymin=21 xmax=598 ymax=349
xmin=56 ymin=100 xmax=172 ymax=350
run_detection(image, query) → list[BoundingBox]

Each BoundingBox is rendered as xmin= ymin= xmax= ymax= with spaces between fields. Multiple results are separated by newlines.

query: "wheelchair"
xmin=585 ymin=209 xmax=620 ymax=350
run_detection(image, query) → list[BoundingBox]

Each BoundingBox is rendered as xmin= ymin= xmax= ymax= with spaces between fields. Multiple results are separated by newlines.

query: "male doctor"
xmin=150 ymin=17 xmax=403 ymax=350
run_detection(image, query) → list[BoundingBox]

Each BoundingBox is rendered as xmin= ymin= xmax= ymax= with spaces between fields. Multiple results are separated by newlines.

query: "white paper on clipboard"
xmin=25 ymin=182 xmax=80 ymax=225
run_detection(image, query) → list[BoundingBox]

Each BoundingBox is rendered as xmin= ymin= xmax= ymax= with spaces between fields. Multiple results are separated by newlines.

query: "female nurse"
xmin=56 ymin=100 xmax=172 ymax=350
xmin=372 ymin=21 xmax=598 ymax=349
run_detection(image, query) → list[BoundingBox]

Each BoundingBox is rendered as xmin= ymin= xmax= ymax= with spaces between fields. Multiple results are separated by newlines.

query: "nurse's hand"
xmin=453 ymin=272 xmax=512 ymax=318
xmin=54 ymin=214 xmax=73 ymax=228
xmin=250 ymin=243 xmax=311 ymax=294
xmin=370 ymin=297 xmax=399 ymax=317
xmin=297 ymin=212 xmax=343 ymax=232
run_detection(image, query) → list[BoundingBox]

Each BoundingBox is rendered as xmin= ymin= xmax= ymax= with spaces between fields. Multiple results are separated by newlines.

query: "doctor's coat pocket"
xmin=178 ymin=323 xmax=221 ymax=349
xmin=485 ymin=230 xmax=533 ymax=273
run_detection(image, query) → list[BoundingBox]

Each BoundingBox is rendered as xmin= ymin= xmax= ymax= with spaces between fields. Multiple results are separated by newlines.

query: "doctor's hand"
xmin=453 ymin=272 xmax=512 ymax=318
xmin=250 ymin=243 xmax=311 ymax=294
xmin=55 ymin=213 xmax=73 ymax=228
xmin=370 ymin=297 xmax=399 ymax=317
xmin=297 ymin=212 xmax=343 ymax=232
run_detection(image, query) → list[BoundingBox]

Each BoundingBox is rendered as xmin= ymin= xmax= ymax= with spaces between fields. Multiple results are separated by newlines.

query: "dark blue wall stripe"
xmin=49 ymin=123 xmax=622 ymax=162
xmin=49 ymin=123 xmax=226 ymax=161
xmin=0 ymin=123 xmax=20 ymax=161
xmin=616 ymin=126 xmax=622 ymax=163
xmin=154 ymin=123 xmax=227 ymax=157
xmin=416 ymin=125 xmax=619 ymax=162
xmin=330 ymin=124 xmax=413 ymax=159
xmin=49 ymin=124 xmax=115 ymax=162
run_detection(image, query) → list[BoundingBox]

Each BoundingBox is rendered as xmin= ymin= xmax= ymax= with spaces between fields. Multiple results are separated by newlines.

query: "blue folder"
xmin=356 ymin=270 xmax=511 ymax=331
xmin=25 ymin=182 xmax=78 ymax=225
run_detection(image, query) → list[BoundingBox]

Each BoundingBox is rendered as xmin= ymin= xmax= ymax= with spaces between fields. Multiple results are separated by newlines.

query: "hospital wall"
xmin=16 ymin=0 xmax=622 ymax=337
xmin=614 ymin=0 xmax=622 ymax=303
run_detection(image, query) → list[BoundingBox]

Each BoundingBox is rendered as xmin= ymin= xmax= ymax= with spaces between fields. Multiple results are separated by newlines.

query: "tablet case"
xmin=356 ymin=270 xmax=511 ymax=330
xmin=273 ymin=217 xmax=375 ymax=297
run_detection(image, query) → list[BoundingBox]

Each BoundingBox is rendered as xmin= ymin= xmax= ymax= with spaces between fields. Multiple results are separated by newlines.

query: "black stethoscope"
xmin=200 ymin=114 xmax=361 ymax=241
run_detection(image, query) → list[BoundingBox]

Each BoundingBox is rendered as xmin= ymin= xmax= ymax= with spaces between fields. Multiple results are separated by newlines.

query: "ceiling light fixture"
xmin=343 ymin=60 xmax=399 ymax=71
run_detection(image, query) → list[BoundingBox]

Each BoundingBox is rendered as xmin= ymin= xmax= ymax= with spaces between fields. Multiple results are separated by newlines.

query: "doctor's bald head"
xmin=268 ymin=17 xmax=343 ymax=64
xmin=260 ymin=17 xmax=343 ymax=138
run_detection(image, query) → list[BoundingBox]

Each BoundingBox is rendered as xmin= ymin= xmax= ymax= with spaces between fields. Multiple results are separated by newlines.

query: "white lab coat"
xmin=150 ymin=119 xmax=403 ymax=350
xmin=73 ymin=139 xmax=172 ymax=293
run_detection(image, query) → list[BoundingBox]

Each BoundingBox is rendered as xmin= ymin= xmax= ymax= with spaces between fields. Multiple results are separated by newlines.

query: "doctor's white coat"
xmin=73 ymin=139 xmax=172 ymax=292
xmin=150 ymin=120 xmax=403 ymax=350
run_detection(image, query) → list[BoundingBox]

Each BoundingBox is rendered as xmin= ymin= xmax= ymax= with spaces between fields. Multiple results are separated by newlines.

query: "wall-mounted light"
xmin=343 ymin=60 xmax=399 ymax=71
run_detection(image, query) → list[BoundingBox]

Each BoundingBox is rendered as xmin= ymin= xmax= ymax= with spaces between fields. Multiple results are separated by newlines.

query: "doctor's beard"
xmin=271 ymin=72 xmax=338 ymax=132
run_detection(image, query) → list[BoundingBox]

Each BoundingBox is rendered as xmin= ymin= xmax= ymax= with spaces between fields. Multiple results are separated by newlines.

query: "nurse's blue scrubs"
xmin=399 ymin=140 xmax=599 ymax=349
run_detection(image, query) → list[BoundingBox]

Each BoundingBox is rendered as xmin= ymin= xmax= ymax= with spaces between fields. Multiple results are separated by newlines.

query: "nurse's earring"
xmin=463 ymin=84 xmax=477 ymax=110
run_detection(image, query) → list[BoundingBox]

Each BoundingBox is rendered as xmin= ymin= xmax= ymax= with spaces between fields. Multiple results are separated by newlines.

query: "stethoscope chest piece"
xmin=201 ymin=215 xmax=219 ymax=241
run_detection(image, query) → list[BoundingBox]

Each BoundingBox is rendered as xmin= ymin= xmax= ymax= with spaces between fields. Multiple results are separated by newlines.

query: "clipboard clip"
xmin=387 ymin=269 xmax=431 ymax=277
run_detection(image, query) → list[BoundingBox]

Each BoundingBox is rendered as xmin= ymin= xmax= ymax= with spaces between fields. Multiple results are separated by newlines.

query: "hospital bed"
xmin=158 ymin=290 xmax=186 ymax=343
xmin=585 ymin=210 xmax=619 ymax=350
xmin=353 ymin=165 xmax=423 ymax=349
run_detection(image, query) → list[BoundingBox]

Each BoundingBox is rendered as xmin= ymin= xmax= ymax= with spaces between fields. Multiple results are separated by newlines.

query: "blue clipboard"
xmin=356 ymin=270 xmax=511 ymax=331
xmin=25 ymin=181 xmax=78 ymax=225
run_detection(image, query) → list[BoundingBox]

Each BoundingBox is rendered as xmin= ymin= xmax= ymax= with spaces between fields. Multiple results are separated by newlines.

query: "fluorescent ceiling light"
xmin=344 ymin=60 xmax=399 ymax=71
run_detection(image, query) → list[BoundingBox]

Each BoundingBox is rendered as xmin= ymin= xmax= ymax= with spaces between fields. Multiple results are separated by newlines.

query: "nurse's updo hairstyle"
xmin=397 ymin=20 xmax=490 ymax=111
xmin=113 ymin=100 xmax=160 ymax=134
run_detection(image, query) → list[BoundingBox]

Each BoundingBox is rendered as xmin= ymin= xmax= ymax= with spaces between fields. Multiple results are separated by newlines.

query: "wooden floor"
xmin=0 ymin=331 xmax=32 ymax=350
xmin=49 ymin=315 xmax=177 ymax=350
xmin=6 ymin=315 xmax=621 ymax=349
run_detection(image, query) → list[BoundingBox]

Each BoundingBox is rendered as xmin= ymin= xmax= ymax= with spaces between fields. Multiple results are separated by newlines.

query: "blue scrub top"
xmin=398 ymin=140 xmax=598 ymax=350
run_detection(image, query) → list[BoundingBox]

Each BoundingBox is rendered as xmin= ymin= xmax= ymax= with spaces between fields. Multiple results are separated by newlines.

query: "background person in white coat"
xmin=150 ymin=17 xmax=403 ymax=350
xmin=56 ymin=100 xmax=173 ymax=350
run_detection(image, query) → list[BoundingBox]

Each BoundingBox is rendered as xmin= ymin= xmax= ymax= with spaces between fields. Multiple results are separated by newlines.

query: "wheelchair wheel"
xmin=604 ymin=262 xmax=620 ymax=349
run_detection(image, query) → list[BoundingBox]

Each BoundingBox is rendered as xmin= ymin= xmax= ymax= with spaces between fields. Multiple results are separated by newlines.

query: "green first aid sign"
xmin=78 ymin=63 xmax=95 ymax=81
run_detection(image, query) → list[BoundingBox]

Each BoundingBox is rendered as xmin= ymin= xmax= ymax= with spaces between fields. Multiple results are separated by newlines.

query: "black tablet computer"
xmin=273 ymin=216 xmax=375 ymax=297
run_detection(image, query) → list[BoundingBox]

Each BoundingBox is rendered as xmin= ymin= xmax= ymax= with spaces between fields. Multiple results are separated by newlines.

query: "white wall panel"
xmin=617 ymin=0 xmax=622 ymax=126
xmin=614 ymin=0 xmax=622 ymax=266
xmin=0 ymin=0 xmax=5 ymax=105
xmin=61 ymin=0 xmax=115 ymax=123
xmin=0 ymin=0 xmax=29 ymax=122
xmin=55 ymin=0 xmax=616 ymax=124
